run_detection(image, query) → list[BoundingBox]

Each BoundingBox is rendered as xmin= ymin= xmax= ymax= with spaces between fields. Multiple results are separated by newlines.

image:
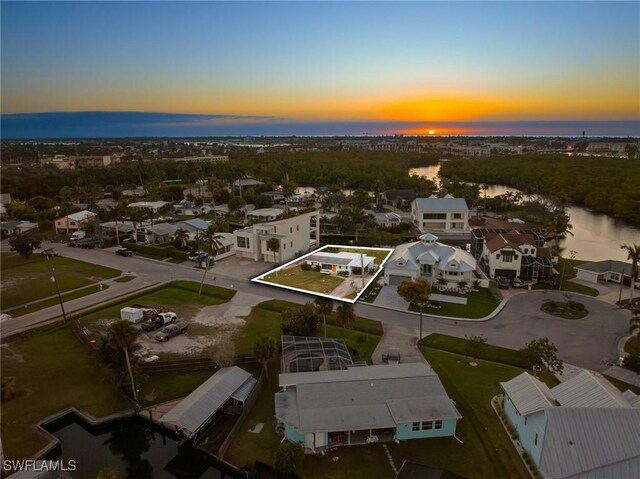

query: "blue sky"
xmin=1 ymin=1 xmax=639 ymax=136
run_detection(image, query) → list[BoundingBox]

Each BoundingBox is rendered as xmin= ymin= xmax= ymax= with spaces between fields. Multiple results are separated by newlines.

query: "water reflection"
xmin=410 ymin=165 xmax=640 ymax=262
xmin=45 ymin=415 xmax=238 ymax=479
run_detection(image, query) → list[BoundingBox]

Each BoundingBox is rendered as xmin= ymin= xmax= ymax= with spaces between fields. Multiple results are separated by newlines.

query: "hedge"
xmin=423 ymin=333 xmax=535 ymax=369
xmin=123 ymin=242 xmax=187 ymax=261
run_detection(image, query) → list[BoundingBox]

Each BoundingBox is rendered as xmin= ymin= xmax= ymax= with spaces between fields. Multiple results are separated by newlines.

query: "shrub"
xmin=274 ymin=442 xmax=304 ymax=474
xmin=337 ymin=270 xmax=349 ymax=277
xmin=313 ymin=264 xmax=321 ymax=272
xmin=623 ymin=353 xmax=640 ymax=373
xmin=301 ymin=263 xmax=312 ymax=271
xmin=542 ymin=300 xmax=559 ymax=313
xmin=472 ymin=279 xmax=481 ymax=289
xmin=166 ymin=246 xmax=187 ymax=262
xmin=567 ymin=300 xmax=585 ymax=312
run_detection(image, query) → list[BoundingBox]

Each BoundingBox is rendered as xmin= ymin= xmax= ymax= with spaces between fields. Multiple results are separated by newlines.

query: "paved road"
xmin=2 ymin=242 xmax=631 ymax=372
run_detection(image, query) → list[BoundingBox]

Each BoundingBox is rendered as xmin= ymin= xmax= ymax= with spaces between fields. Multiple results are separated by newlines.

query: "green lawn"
xmin=9 ymin=283 xmax=110 ymax=317
xmin=1 ymin=325 xmax=131 ymax=460
xmin=1 ymin=253 xmax=120 ymax=309
xmin=532 ymin=258 xmax=600 ymax=297
xmin=410 ymin=287 xmax=502 ymax=319
xmin=235 ymin=300 xmax=382 ymax=363
xmin=79 ymin=281 xmax=235 ymax=332
xmin=262 ymin=267 xmax=344 ymax=294
xmin=359 ymin=281 xmax=382 ymax=303
xmin=226 ymin=347 xmax=543 ymax=479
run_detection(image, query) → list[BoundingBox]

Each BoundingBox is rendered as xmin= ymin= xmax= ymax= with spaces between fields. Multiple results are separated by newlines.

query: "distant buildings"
xmin=165 ymin=155 xmax=229 ymax=162
xmin=40 ymin=153 xmax=123 ymax=169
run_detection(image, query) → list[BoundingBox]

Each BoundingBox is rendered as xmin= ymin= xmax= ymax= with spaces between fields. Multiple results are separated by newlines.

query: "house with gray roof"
xmin=275 ymin=362 xmax=461 ymax=452
xmin=383 ymin=234 xmax=488 ymax=287
xmin=306 ymin=251 xmax=376 ymax=276
xmin=411 ymin=195 xmax=470 ymax=237
xmin=500 ymin=370 xmax=640 ymax=479
xmin=160 ymin=366 xmax=256 ymax=440
xmin=575 ymin=259 xmax=635 ymax=286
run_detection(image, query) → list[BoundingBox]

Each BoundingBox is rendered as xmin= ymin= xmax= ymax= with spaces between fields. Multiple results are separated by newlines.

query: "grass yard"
xmin=540 ymin=300 xmax=588 ymax=319
xmin=1 ymin=253 xmax=120 ymax=309
xmin=532 ymin=258 xmax=599 ymax=297
xmin=79 ymin=280 xmax=235 ymax=332
xmin=9 ymin=283 xmax=110 ymax=317
xmin=410 ymin=287 xmax=502 ymax=319
xmin=1 ymin=325 xmax=131 ymax=460
xmin=234 ymin=300 xmax=382 ymax=363
xmin=262 ymin=267 xmax=344 ymax=294
xmin=359 ymin=281 xmax=382 ymax=303
xmin=226 ymin=347 xmax=542 ymax=479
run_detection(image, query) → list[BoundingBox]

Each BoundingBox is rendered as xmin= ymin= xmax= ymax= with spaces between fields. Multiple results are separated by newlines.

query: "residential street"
xmin=1 ymin=242 xmax=632 ymax=372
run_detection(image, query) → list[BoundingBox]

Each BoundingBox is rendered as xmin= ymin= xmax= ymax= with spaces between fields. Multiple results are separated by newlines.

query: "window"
xmin=297 ymin=225 xmax=299 ymax=231
xmin=453 ymin=213 xmax=463 ymax=219
xmin=283 ymin=244 xmax=286 ymax=250
xmin=290 ymin=227 xmax=293 ymax=233
xmin=534 ymin=433 xmax=538 ymax=446
xmin=523 ymin=248 xmax=528 ymax=254
xmin=434 ymin=420 xmax=443 ymax=430
xmin=423 ymin=213 xmax=447 ymax=220
xmin=496 ymin=254 xmax=500 ymax=259
xmin=290 ymin=241 xmax=293 ymax=247
xmin=412 ymin=422 xmax=421 ymax=431
xmin=237 ymin=237 xmax=250 ymax=249
xmin=503 ymin=255 xmax=513 ymax=263
xmin=524 ymin=416 xmax=528 ymax=426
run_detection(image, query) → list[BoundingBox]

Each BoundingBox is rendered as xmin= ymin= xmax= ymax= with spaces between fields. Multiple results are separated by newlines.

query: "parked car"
xmin=154 ymin=322 xmax=188 ymax=342
xmin=141 ymin=312 xmax=177 ymax=332
xmin=115 ymin=248 xmax=133 ymax=257
xmin=497 ymin=276 xmax=510 ymax=289
xmin=41 ymin=248 xmax=59 ymax=257
xmin=66 ymin=241 xmax=78 ymax=247
xmin=387 ymin=349 xmax=401 ymax=364
xmin=510 ymin=277 xmax=524 ymax=288
xmin=188 ymin=251 xmax=206 ymax=261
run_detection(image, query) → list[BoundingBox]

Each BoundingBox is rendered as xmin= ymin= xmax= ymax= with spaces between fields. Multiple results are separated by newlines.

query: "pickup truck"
xmin=154 ymin=321 xmax=188 ymax=342
xmin=141 ymin=312 xmax=177 ymax=332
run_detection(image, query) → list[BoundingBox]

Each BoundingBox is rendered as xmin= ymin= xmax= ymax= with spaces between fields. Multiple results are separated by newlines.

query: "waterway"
xmin=43 ymin=414 xmax=242 ymax=479
xmin=410 ymin=164 xmax=640 ymax=262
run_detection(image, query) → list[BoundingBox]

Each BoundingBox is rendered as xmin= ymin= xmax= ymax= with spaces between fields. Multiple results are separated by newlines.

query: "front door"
xmin=332 ymin=265 xmax=337 ymax=273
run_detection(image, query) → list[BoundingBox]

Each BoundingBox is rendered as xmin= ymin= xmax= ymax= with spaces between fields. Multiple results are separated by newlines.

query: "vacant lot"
xmin=262 ymin=267 xmax=344 ymax=294
xmin=1 ymin=253 xmax=120 ymax=309
xmin=80 ymin=281 xmax=237 ymax=357
xmin=1 ymin=325 xmax=131 ymax=460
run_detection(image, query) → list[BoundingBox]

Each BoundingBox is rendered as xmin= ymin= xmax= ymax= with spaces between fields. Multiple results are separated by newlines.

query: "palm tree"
xmin=621 ymin=243 xmax=640 ymax=302
xmin=397 ymin=279 xmax=431 ymax=344
xmin=546 ymin=209 xmax=574 ymax=253
xmin=335 ymin=303 xmax=356 ymax=331
xmin=173 ymin=227 xmax=190 ymax=248
xmin=253 ymin=336 xmax=278 ymax=375
xmin=266 ymin=237 xmax=281 ymax=265
xmin=111 ymin=202 xmax=128 ymax=245
xmin=197 ymin=224 xmax=224 ymax=295
xmin=348 ymin=206 xmax=368 ymax=243
xmin=314 ymin=297 xmax=334 ymax=338
xmin=106 ymin=320 xmax=139 ymax=403
xmin=281 ymin=179 xmax=298 ymax=211
xmin=127 ymin=207 xmax=147 ymax=244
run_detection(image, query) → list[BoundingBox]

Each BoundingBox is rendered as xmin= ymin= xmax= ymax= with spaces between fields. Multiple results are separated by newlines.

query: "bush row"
xmin=123 ymin=242 xmax=188 ymax=261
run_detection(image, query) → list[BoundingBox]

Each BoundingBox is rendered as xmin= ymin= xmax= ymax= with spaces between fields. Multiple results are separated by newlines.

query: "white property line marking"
xmin=251 ymin=244 xmax=394 ymax=303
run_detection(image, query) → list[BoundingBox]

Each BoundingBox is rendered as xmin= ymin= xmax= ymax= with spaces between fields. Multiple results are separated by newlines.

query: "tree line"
xmin=440 ymin=154 xmax=640 ymax=224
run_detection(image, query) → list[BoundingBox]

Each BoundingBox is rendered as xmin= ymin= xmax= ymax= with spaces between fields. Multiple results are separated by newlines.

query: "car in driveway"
xmin=510 ymin=277 xmax=525 ymax=288
xmin=497 ymin=276 xmax=510 ymax=289
xmin=141 ymin=312 xmax=177 ymax=332
xmin=115 ymin=248 xmax=133 ymax=257
xmin=41 ymin=248 xmax=59 ymax=257
xmin=154 ymin=322 xmax=188 ymax=342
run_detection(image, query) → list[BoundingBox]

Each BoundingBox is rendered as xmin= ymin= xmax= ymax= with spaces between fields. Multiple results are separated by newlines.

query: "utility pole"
xmin=50 ymin=266 xmax=67 ymax=322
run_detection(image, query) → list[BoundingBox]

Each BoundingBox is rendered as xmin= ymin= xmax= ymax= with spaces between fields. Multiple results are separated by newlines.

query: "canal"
xmin=410 ymin=164 xmax=640 ymax=262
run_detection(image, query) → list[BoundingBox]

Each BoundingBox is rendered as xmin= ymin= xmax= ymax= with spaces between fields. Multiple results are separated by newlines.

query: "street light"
xmin=50 ymin=266 xmax=68 ymax=322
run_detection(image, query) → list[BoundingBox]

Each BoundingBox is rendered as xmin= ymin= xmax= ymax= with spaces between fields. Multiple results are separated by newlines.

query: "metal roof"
xmin=539 ymin=407 xmax=640 ymax=479
xmin=500 ymin=372 xmax=557 ymax=415
xmin=179 ymin=218 xmax=209 ymax=231
xmin=574 ymin=260 xmax=633 ymax=276
xmin=276 ymin=363 xmax=459 ymax=433
xmin=551 ymin=370 xmax=631 ymax=408
xmin=385 ymin=240 xmax=476 ymax=273
xmin=413 ymin=197 xmax=469 ymax=213
xmin=232 ymin=377 xmax=257 ymax=402
xmin=64 ymin=210 xmax=96 ymax=221
xmin=306 ymin=252 xmax=375 ymax=267
xmin=161 ymin=367 xmax=253 ymax=437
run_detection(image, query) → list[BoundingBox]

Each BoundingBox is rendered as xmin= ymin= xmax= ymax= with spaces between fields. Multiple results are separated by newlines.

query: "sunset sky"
xmin=1 ymin=1 xmax=639 ymax=136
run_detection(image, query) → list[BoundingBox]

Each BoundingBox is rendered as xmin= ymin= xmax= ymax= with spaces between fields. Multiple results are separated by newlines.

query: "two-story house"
xmin=234 ymin=210 xmax=320 ymax=264
xmin=54 ymin=210 xmax=97 ymax=234
xmin=501 ymin=370 xmax=640 ymax=479
xmin=482 ymin=231 xmax=538 ymax=279
xmin=411 ymin=195 xmax=469 ymax=236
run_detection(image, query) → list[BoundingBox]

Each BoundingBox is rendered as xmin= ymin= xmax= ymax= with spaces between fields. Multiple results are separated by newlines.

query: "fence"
xmin=138 ymin=354 xmax=258 ymax=374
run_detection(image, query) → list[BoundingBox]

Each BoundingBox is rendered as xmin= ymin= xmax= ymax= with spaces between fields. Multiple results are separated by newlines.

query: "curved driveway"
xmin=2 ymin=243 xmax=631 ymax=372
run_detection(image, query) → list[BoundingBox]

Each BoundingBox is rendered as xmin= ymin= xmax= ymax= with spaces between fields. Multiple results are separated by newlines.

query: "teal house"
xmin=275 ymin=363 xmax=460 ymax=451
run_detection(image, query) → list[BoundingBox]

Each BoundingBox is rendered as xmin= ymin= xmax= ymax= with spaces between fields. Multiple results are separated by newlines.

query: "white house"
xmin=128 ymin=201 xmax=169 ymax=213
xmin=234 ymin=211 xmax=320 ymax=263
xmin=54 ymin=210 xmax=97 ymax=234
xmin=306 ymin=251 xmax=376 ymax=276
xmin=247 ymin=208 xmax=285 ymax=222
xmin=173 ymin=200 xmax=214 ymax=216
xmin=411 ymin=195 xmax=469 ymax=235
xmin=501 ymin=370 xmax=640 ymax=479
xmin=383 ymin=234 xmax=486 ymax=287
xmin=482 ymin=231 xmax=538 ymax=279
xmin=574 ymin=259 xmax=634 ymax=285
xmin=136 ymin=223 xmax=179 ymax=244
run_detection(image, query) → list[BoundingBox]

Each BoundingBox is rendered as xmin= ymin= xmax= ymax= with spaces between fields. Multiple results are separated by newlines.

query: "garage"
xmin=494 ymin=268 xmax=517 ymax=279
xmin=386 ymin=274 xmax=414 ymax=285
